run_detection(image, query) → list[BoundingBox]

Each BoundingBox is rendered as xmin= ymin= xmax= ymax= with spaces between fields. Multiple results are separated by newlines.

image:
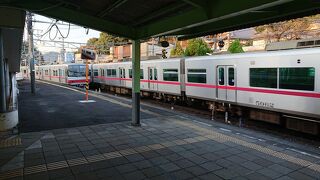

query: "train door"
xmin=41 ymin=69 xmax=44 ymax=79
xmin=65 ymin=67 xmax=68 ymax=83
xmin=119 ymin=67 xmax=126 ymax=87
xmin=49 ymin=69 xmax=52 ymax=80
xmin=148 ymin=67 xmax=158 ymax=91
xmin=59 ymin=69 xmax=63 ymax=83
xmin=217 ymin=66 xmax=236 ymax=102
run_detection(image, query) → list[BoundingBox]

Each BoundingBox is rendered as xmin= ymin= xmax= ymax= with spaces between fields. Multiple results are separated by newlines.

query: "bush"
xmin=170 ymin=43 xmax=184 ymax=57
xmin=184 ymin=38 xmax=211 ymax=56
xmin=228 ymin=39 xmax=244 ymax=53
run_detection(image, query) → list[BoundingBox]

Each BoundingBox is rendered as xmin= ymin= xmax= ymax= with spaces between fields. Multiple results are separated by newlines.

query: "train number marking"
xmin=255 ymin=101 xmax=274 ymax=108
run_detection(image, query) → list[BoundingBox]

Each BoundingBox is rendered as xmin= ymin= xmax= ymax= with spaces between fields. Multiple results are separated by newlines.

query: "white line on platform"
xmin=193 ymin=120 xmax=212 ymax=127
xmin=219 ymin=128 xmax=231 ymax=132
xmin=38 ymin=80 xmax=160 ymax=116
xmin=242 ymin=134 xmax=257 ymax=140
xmin=79 ymin=100 xmax=96 ymax=103
xmin=286 ymin=148 xmax=320 ymax=159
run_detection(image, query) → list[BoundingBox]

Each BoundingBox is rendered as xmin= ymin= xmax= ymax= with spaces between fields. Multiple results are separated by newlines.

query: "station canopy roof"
xmin=1 ymin=0 xmax=320 ymax=40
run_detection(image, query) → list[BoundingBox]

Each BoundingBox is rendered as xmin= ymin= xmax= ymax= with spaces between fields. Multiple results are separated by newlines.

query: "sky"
xmin=25 ymin=14 xmax=101 ymax=53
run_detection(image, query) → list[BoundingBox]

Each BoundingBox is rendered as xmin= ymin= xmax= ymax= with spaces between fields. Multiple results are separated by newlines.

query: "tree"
xmin=21 ymin=41 xmax=44 ymax=65
xmin=254 ymin=15 xmax=319 ymax=42
xmin=184 ymin=38 xmax=211 ymax=56
xmin=228 ymin=39 xmax=244 ymax=53
xmin=170 ymin=42 xmax=184 ymax=57
xmin=86 ymin=32 xmax=129 ymax=54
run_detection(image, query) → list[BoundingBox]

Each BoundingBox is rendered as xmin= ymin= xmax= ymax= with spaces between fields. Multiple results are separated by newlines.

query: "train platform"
xmin=0 ymin=80 xmax=320 ymax=180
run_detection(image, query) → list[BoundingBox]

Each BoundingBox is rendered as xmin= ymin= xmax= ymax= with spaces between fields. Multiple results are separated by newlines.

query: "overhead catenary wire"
xmin=39 ymin=19 xmax=71 ymax=41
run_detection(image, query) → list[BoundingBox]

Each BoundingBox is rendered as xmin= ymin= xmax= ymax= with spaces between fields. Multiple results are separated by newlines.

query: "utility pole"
xmin=60 ymin=37 xmax=65 ymax=64
xmin=27 ymin=12 xmax=36 ymax=94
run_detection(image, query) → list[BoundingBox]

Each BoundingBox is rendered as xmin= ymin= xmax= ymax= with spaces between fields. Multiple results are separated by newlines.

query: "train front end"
xmin=66 ymin=64 xmax=88 ymax=86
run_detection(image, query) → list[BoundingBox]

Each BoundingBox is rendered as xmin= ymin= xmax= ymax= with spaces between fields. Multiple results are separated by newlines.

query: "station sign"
xmin=81 ymin=48 xmax=96 ymax=60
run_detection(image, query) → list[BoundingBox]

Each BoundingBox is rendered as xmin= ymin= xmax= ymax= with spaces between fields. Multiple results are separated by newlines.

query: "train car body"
xmin=185 ymin=48 xmax=320 ymax=121
xmin=20 ymin=66 xmax=29 ymax=79
xmin=36 ymin=64 xmax=87 ymax=85
xmin=92 ymin=59 xmax=183 ymax=96
xmin=91 ymin=47 xmax=320 ymax=134
xmin=20 ymin=46 xmax=320 ymax=134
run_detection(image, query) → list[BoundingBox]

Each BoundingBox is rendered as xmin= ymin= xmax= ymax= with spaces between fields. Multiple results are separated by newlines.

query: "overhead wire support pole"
xmin=27 ymin=12 xmax=36 ymax=94
xmin=131 ymin=39 xmax=141 ymax=126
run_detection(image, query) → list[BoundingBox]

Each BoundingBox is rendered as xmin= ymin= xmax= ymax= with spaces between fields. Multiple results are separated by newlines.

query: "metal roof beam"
xmin=175 ymin=1 xmax=318 ymax=40
xmin=97 ymin=0 xmax=128 ymax=18
xmin=136 ymin=0 xmax=294 ymax=39
xmin=1 ymin=1 xmax=136 ymax=39
xmin=181 ymin=0 xmax=207 ymax=9
xmin=132 ymin=2 xmax=186 ymax=27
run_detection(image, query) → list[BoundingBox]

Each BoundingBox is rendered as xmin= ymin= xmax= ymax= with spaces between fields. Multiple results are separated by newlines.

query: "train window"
xmin=79 ymin=66 xmax=86 ymax=76
xmin=101 ymin=69 xmax=105 ymax=76
xmin=279 ymin=67 xmax=315 ymax=91
xmin=218 ymin=68 xmax=224 ymax=85
xmin=112 ymin=69 xmax=116 ymax=76
xmin=187 ymin=69 xmax=206 ymax=83
xmin=121 ymin=69 xmax=125 ymax=78
xmin=163 ymin=69 xmax=178 ymax=81
xmin=154 ymin=69 xmax=158 ymax=80
xmin=68 ymin=65 xmax=86 ymax=77
xmin=107 ymin=69 xmax=117 ymax=77
xmin=140 ymin=70 xmax=144 ymax=79
xmin=149 ymin=69 xmax=153 ymax=80
xmin=129 ymin=69 xmax=144 ymax=79
xmin=228 ymin=68 xmax=235 ymax=86
xmin=94 ymin=70 xmax=98 ymax=76
xmin=250 ymin=68 xmax=277 ymax=88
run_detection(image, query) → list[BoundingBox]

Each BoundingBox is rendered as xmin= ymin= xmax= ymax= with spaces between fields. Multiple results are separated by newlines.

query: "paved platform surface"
xmin=0 ymin=80 xmax=319 ymax=180
xmin=18 ymin=80 xmax=160 ymax=132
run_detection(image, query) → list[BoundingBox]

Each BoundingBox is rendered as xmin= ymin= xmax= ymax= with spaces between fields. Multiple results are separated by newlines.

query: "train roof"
xmin=93 ymin=58 xmax=181 ymax=66
xmin=185 ymin=47 xmax=320 ymax=61
xmin=91 ymin=47 xmax=320 ymax=66
xmin=38 ymin=64 xmax=85 ymax=67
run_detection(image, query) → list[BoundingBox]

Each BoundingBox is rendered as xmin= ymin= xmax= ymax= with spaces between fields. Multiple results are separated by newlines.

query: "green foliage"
xmin=228 ymin=39 xmax=244 ymax=53
xmin=86 ymin=32 xmax=129 ymax=54
xmin=170 ymin=43 xmax=184 ymax=57
xmin=184 ymin=38 xmax=211 ymax=56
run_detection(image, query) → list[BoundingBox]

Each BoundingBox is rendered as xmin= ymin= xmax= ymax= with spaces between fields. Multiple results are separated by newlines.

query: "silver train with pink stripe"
xmin=91 ymin=47 xmax=320 ymax=135
xmin=21 ymin=64 xmax=88 ymax=86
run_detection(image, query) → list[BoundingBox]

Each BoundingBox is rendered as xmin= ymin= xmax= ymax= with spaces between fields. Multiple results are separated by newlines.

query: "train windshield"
xmin=68 ymin=65 xmax=86 ymax=77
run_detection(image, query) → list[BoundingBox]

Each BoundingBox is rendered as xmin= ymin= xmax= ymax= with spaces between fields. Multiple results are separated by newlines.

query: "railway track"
xmin=90 ymin=87 xmax=320 ymax=148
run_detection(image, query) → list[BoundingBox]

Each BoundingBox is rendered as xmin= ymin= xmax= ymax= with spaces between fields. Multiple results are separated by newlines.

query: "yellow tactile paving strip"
xmin=0 ymin=137 xmax=21 ymax=148
xmin=172 ymin=118 xmax=320 ymax=173
xmin=1 ymin=117 xmax=319 ymax=179
xmin=0 ymin=135 xmax=209 ymax=179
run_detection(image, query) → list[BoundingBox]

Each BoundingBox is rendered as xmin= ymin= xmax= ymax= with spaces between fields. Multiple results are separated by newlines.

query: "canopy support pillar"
xmin=131 ymin=39 xmax=141 ymax=126
xmin=0 ymin=29 xmax=6 ymax=113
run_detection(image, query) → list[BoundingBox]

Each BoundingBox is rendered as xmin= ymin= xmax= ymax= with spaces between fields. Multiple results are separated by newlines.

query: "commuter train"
xmin=20 ymin=45 xmax=320 ymax=135
xmin=21 ymin=64 xmax=88 ymax=85
xmin=90 ymin=47 xmax=320 ymax=135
